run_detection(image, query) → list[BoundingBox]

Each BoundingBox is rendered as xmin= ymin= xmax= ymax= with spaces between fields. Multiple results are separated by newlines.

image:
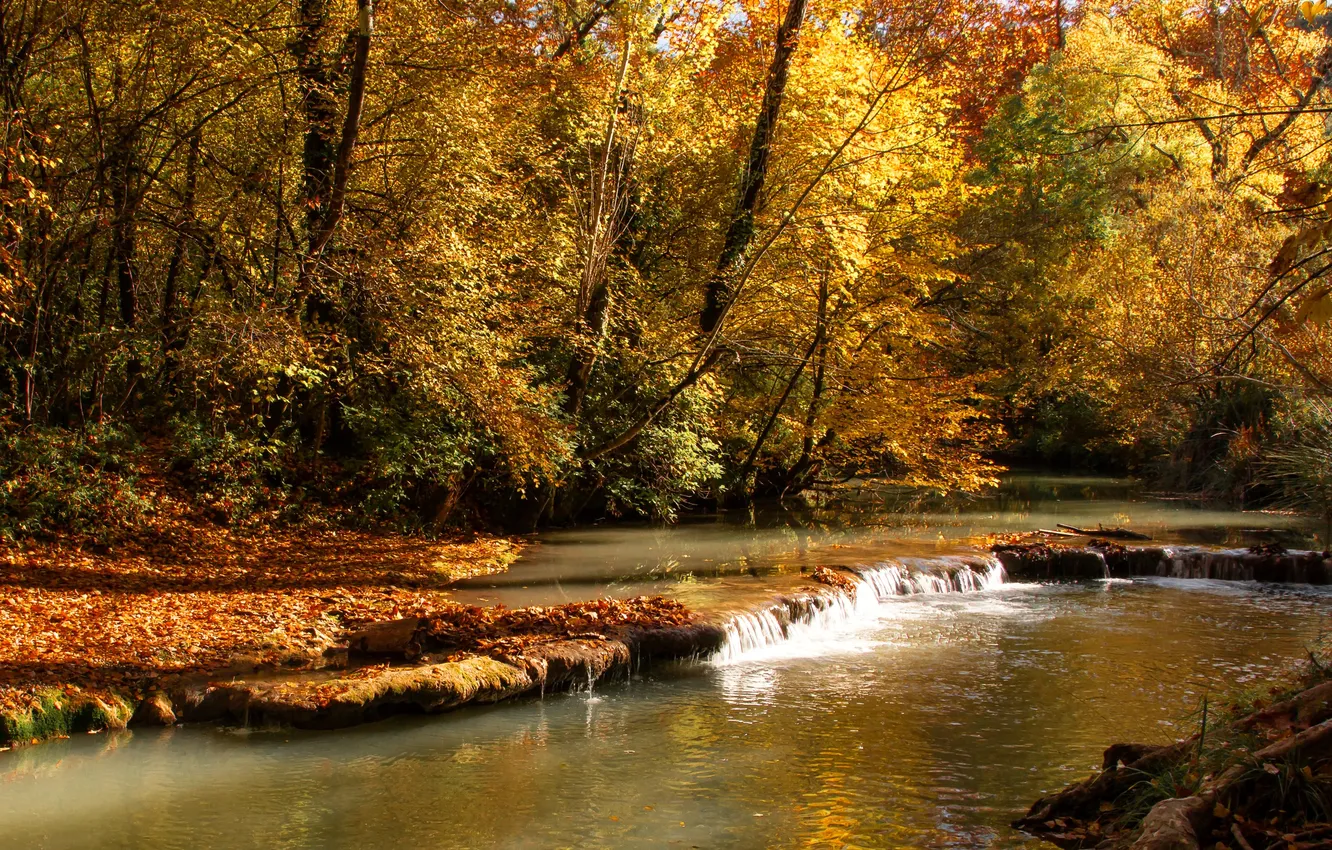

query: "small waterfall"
xmin=714 ymin=556 xmax=1007 ymax=663
xmin=1090 ymin=550 xmax=1111 ymax=579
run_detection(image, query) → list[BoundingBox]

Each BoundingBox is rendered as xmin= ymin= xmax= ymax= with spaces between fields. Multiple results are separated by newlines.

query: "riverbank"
xmin=0 ymin=525 xmax=521 ymax=747
xmin=1015 ymin=648 xmax=1332 ymax=850
xmin=150 ymin=596 xmax=724 ymax=732
xmin=0 ymin=529 xmax=921 ymax=747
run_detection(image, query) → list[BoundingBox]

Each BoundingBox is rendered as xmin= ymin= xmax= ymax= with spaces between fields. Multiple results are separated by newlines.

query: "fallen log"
xmin=1015 ymin=676 xmax=1332 ymax=850
xmin=1235 ymin=679 xmax=1332 ymax=734
xmin=1056 ymin=523 xmax=1152 ymax=541
xmin=1131 ymin=717 xmax=1332 ymax=850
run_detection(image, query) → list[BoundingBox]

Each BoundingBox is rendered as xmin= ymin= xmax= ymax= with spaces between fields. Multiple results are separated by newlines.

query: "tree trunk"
xmin=293 ymin=0 xmax=373 ymax=323
xmin=162 ymin=130 xmax=200 ymax=364
xmin=566 ymin=38 xmax=633 ymax=419
xmin=582 ymin=0 xmax=885 ymax=464
xmin=734 ymin=343 xmax=813 ymax=497
xmin=700 ymin=0 xmax=809 ymax=333
xmin=736 ymin=276 xmax=825 ymax=492
xmin=781 ymin=273 xmax=831 ymax=496
xmin=552 ymin=0 xmax=616 ymax=60
xmin=109 ymin=145 xmax=138 ymax=329
xmin=287 ymin=0 xmax=374 ymax=459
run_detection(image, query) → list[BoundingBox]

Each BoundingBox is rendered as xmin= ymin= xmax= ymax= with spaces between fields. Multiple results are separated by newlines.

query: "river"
xmin=0 ymin=476 xmax=1327 ymax=849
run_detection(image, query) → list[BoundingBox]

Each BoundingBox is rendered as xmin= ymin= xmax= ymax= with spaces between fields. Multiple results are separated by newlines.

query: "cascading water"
xmin=713 ymin=556 xmax=1007 ymax=663
xmin=1090 ymin=549 xmax=1111 ymax=578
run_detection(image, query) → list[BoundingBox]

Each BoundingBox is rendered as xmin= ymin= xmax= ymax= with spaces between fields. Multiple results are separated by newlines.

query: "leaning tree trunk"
xmin=582 ymin=0 xmax=854 ymax=464
xmin=735 ymin=265 xmax=829 ymax=496
xmin=700 ymin=0 xmax=809 ymax=333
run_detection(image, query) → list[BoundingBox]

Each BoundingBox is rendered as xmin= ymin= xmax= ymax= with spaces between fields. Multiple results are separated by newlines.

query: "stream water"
xmin=0 ymin=477 xmax=1328 ymax=849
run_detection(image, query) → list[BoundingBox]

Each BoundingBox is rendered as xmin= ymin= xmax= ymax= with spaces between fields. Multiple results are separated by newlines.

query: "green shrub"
xmin=1255 ymin=399 xmax=1332 ymax=541
xmin=339 ymin=401 xmax=477 ymax=528
xmin=0 ymin=421 xmax=150 ymax=541
xmin=598 ymin=387 xmax=724 ymax=521
xmin=168 ymin=417 xmax=302 ymax=527
xmin=1154 ymin=381 xmax=1277 ymax=501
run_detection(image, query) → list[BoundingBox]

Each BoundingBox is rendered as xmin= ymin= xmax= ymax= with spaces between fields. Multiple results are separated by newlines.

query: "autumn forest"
xmin=12 ymin=5 xmax=1332 ymax=846
xmin=3 ymin=0 xmax=1332 ymax=537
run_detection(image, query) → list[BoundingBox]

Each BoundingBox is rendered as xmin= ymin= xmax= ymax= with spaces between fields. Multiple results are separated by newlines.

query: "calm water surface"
xmin=0 ymin=478 xmax=1327 ymax=849
xmin=452 ymin=474 xmax=1315 ymax=608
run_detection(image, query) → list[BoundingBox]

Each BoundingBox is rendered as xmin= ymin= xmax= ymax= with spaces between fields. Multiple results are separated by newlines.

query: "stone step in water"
xmin=994 ymin=544 xmax=1332 ymax=584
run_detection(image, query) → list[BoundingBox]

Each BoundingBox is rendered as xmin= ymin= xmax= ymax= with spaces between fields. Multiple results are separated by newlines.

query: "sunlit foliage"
xmin=4 ymin=0 xmax=1330 ymax=531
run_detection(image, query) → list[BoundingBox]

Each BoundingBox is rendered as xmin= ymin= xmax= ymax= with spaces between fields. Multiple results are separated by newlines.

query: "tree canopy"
xmin=2 ymin=0 xmax=1331 ymax=534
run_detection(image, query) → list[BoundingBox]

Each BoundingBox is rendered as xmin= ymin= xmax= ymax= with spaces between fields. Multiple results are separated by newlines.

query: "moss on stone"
xmin=214 ymin=655 xmax=540 ymax=730
xmin=1 ymin=688 xmax=133 ymax=747
xmin=328 ymin=655 xmax=534 ymax=709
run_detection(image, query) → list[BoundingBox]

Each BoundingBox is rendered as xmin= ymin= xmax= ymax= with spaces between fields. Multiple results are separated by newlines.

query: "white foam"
xmin=713 ymin=556 xmax=1007 ymax=664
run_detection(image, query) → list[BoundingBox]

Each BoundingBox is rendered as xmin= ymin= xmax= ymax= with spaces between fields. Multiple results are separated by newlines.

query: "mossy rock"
xmin=1 ymin=689 xmax=133 ymax=746
xmin=146 ymin=625 xmax=722 ymax=737
xmin=221 ymin=655 xmax=539 ymax=730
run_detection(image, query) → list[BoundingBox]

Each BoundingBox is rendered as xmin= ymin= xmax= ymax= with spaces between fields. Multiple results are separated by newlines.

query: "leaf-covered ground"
xmin=0 ymin=522 xmax=519 ymax=719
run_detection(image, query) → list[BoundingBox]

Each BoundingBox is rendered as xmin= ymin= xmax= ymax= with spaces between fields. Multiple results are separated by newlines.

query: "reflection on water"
xmin=451 ymin=474 xmax=1314 ymax=609
xmin=2 ymin=580 xmax=1328 ymax=849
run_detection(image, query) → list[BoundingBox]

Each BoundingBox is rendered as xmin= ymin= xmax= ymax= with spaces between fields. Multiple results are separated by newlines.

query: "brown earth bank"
xmin=1014 ymin=662 xmax=1332 ymax=850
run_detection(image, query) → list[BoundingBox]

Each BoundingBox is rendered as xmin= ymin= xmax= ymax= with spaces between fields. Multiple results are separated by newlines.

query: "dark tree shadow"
xmin=0 ymin=529 xmax=504 ymax=593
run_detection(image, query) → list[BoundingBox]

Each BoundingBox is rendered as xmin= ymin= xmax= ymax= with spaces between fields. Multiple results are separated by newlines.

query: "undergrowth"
xmin=1114 ymin=639 xmax=1332 ymax=838
xmin=0 ymin=421 xmax=151 ymax=543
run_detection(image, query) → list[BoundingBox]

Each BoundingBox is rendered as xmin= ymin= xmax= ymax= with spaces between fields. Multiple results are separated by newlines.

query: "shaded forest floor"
xmin=0 ymin=512 xmax=520 ymax=740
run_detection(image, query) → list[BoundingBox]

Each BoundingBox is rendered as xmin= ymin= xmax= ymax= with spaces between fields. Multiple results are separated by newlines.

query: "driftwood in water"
xmin=1236 ymin=679 xmax=1332 ymax=733
xmin=1014 ymin=738 xmax=1194 ymax=841
xmin=1056 ymin=523 xmax=1152 ymax=541
xmin=1130 ymin=718 xmax=1332 ymax=850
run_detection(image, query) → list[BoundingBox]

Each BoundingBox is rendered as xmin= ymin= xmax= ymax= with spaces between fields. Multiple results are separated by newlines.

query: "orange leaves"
xmin=0 ymin=524 xmax=518 ymax=716
xmin=420 ymin=596 xmax=697 ymax=657
xmin=811 ymin=565 xmax=858 ymax=592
